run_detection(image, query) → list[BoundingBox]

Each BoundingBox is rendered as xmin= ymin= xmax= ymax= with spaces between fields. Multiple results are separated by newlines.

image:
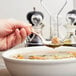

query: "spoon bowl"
xmin=44 ymin=44 xmax=63 ymax=48
xmin=32 ymin=31 xmax=64 ymax=48
xmin=32 ymin=30 xmax=74 ymax=48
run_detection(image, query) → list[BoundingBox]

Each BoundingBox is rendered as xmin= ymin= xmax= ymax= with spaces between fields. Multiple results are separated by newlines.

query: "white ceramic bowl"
xmin=2 ymin=46 xmax=76 ymax=76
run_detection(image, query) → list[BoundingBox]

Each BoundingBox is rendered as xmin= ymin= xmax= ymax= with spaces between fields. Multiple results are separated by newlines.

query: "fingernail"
xmin=15 ymin=29 xmax=20 ymax=33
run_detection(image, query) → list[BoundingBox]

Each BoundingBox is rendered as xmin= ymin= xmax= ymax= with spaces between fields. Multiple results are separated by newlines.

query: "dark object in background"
xmin=26 ymin=7 xmax=44 ymax=26
xmin=68 ymin=10 xmax=76 ymax=14
xmin=26 ymin=7 xmax=44 ymax=46
xmin=26 ymin=34 xmax=43 ymax=46
xmin=67 ymin=10 xmax=76 ymax=25
xmin=74 ymin=22 xmax=76 ymax=25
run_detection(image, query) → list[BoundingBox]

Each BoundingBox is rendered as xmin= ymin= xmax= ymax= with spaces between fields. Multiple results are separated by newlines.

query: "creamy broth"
xmin=13 ymin=51 xmax=76 ymax=60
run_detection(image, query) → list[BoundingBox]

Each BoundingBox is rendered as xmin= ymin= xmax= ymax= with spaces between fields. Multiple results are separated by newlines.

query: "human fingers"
xmin=10 ymin=20 xmax=32 ymax=35
xmin=20 ymin=28 xmax=27 ymax=42
xmin=0 ymin=33 xmax=16 ymax=51
xmin=15 ymin=29 xmax=22 ymax=45
xmin=3 ymin=28 xmax=24 ymax=50
xmin=7 ymin=33 xmax=16 ymax=49
xmin=23 ymin=25 xmax=32 ymax=36
xmin=6 ymin=19 xmax=32 ymax=36
xmin=0 ymin=37 xmax=7 ymax=51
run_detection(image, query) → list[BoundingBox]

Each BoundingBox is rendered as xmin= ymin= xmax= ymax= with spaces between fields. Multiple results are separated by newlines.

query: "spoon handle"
xmin=32 ymin=29 xmax=46 ymax=43
xmin=63 ymin=44 xmax=76 ymax=47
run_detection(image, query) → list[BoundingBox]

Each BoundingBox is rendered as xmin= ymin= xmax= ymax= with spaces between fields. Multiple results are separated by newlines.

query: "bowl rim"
xmin=2 ymin=46 xmax=76 ymax=64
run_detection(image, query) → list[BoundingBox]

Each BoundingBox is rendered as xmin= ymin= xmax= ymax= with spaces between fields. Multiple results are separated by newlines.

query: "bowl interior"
xmin=2 ymin=46 xmax=51 ymax=59
xmin=2 ymin=46 xmax=76 ymax=61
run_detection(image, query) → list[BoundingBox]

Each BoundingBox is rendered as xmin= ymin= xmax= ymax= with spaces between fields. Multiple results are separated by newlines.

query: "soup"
xmin=12 ymin=51 xmax=76 ymax=60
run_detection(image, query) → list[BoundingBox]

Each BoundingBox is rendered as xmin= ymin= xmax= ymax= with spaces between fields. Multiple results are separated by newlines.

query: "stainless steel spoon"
xmin=32 ymin=30 xmax=63 ymax=48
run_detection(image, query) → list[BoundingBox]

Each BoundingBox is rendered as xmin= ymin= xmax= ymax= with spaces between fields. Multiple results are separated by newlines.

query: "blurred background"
xmin=0 ymin=0 xmax=74 ymax=39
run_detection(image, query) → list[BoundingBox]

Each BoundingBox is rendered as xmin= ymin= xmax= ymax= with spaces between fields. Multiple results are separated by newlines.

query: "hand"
xmin=0 ymin=19 xmax=32 ymax=51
